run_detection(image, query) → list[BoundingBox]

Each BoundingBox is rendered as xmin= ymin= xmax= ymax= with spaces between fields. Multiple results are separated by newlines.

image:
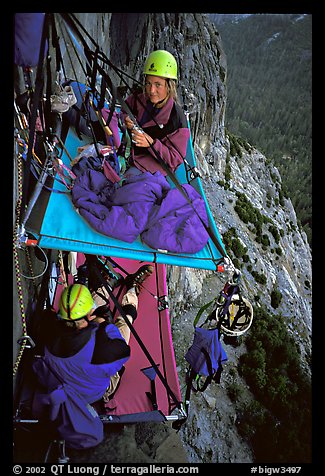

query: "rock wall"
xmin=170 ymin=140 xmax=312 ymax=462
xmin=179 ymin=139 xmax=312 ymax=361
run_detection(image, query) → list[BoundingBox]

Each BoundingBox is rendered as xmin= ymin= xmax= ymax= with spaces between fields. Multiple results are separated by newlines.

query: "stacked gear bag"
xmin=173 ymin=273 xmax=253 ymax=430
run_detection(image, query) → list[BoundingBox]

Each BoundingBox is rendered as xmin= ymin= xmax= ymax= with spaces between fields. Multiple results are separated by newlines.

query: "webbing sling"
xmin=86 ymin=256 xmax=182 ymax=411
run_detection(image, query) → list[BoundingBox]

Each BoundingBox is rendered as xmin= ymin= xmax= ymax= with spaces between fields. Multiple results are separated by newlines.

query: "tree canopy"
xmin=211 ymin=14 xmax=312 ymax=245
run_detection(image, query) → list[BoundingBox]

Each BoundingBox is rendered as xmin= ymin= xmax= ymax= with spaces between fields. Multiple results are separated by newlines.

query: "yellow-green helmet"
xmin=143 ymin=50 xmax=178 ymax=80
xmin=59 ymin=284 xmax=94 ymax=320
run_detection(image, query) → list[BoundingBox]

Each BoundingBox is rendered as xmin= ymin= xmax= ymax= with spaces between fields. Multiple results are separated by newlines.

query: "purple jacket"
xmin=71 ymin=170 xmax=210 ymax=254
xmin=123 ymin=93 xmax=190 ymax=176
xmin=35 ymin=324 xmax=129 ymax=404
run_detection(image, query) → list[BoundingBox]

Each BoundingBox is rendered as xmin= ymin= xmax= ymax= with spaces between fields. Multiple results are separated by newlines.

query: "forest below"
xmin=209 ymin=14 xmax=312 ymax=245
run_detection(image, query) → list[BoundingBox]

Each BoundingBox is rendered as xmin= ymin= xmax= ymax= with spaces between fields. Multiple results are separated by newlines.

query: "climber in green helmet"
xmin=122 ymin=49 xmax=190 ymax=177
xmin=38 ymin=264 xmax=154 ymax=404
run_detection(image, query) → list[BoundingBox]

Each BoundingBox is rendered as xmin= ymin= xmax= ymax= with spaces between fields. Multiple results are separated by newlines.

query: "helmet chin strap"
xmin=71 ymin=314 xmax=90 ymax=329
xmin=148 ymin=94 xmax=168 ymax=107
xmin=156 ymin=97 xmax=167 ymax=106
xmin=66 ymin=285 xmax=72 ymax=320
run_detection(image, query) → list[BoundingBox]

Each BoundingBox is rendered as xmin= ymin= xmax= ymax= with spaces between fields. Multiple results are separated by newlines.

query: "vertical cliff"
xmin=14 ymin=12 xmax=312 ymax=463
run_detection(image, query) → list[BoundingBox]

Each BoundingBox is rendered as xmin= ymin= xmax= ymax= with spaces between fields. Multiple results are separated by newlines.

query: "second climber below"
xmin=37 ymin=264 xmax=154 ymax=406
xmin=122 ymin=49 xmax=190 ymax=177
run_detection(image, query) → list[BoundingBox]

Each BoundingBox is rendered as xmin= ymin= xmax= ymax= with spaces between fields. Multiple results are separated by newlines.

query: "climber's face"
xmin=145 ymin=75 xmax=168 ymax=104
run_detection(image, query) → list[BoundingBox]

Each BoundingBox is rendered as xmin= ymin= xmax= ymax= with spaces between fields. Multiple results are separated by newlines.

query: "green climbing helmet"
xmin=143 ymin=50 xmax=178 ymax=80
xmin=59 ymin=284 xmax=94 ymax=321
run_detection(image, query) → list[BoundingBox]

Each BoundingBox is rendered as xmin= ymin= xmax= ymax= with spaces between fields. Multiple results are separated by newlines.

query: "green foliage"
xmin=250 ymin=270 xmax=267 ymax=285
xmin=234 ymin=193 xmax=283 ymax=255
xmin=268 ymin=224 xmax=280 ymax=243
xmin=222 ymin=227 xmax=249 ymax=267
xmin=261 ymin=234 xmax=270 ymax=247
xmin=270 ymin=287 xmax=282 ymax=308
xmin=237 ymin=305 xmax=311 ymax=462
xmin=304 ymin=280 xmax=311 ymax=289
xmin=226 ymin=129 xmax=254 ymax=158
xmin=227 ymin=382 xmax=243 ymax=402
xmin=225 ymin=154 xmax=232 ymax=182
xmin=234 ymin=193 xmax=268 ymax=235
xmin=212 ymin=14 xmax=312 ymax=246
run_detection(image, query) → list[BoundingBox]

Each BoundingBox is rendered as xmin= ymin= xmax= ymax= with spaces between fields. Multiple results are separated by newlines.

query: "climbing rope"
xmin=13 ymin=147 xmax=29 ymax=375
xmin=13 ymin=141 xmax=37 ymax=376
